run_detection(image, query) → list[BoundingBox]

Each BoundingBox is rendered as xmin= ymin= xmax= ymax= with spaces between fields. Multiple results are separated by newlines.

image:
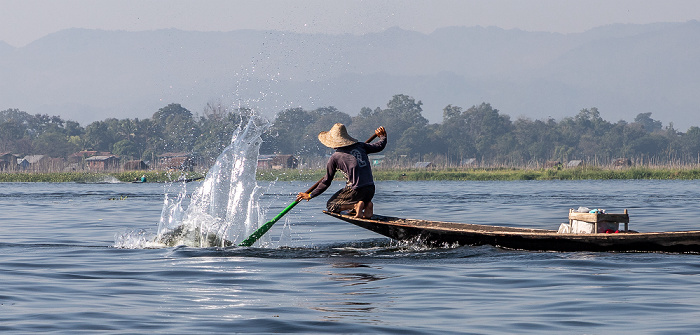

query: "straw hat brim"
xmin=318 ymin=123 xmax=358 ymax=149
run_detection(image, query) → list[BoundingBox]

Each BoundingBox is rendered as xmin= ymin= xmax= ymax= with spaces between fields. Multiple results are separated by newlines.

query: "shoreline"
xmin=259 ymin=167 xmax=700 ymax=181
xmin=0 ymin=171 xmax=205 ymax=183
xmin=4 ymin=167 xmax=700 ymax=182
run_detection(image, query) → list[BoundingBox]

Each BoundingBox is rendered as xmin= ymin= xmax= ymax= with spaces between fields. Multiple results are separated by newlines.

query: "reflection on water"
xmin=328 ymin=262 xmax=390 ymax=287
xmin=308 ymin=261 xmax=393 ymax=323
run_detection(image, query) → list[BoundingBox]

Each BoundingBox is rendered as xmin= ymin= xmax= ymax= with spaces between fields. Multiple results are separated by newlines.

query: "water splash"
xmin=115 ymin=115 xmax=271 ymax=248
xmin=159 ymin=115 xmax=270 ymax=247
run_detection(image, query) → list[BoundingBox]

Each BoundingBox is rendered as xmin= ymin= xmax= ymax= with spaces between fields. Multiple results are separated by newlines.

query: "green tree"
xmin=440 ymin=104 xmax=475 ymax=159
xmin=461 ymin=103 xmax=512 ymax=159
xmin=33 ymin=132 xmax=79 ymax=157
xmin=0 ymin=108 xmax=33 ymax=124
xmin=64 ymin=120 xmax=84 ymax=137
xmin=262 ymin=107 xmax=314 ymax=155
xmin=0 ymin=109 xmax=34 ymax=154
xmin=628 ymin=134 xmax=669 ymax=157
xmin=84 ymin=120 xmax=117 ymax=152
xmin=349 ymin=107 xmax=383 ymax=144
xmin=513 ymin=118 xmax=558 ymax=162
xmin=634 ymin=112 xmax=663 ymax=133
xmin=112 ymin=139 xmax=140 ymax=159
xmin=194 ymin=109 xmax=249 ymax=161
xmin=620 ymin=123 xmax=648 ymax=157
xmin=151 ymin=103 xmax=199 ymax=153
xmin=556 ymin=108 xmax=616 ymax=160
xmin=681 ymin=126 xmax=700 ymax=161
xmin=383 ymin=94 xmax=428 ymax=137
xmin=0 ymin=118 xmax=26 ymax=153
xmin=351 ymin=94 xmax=428 ymax=154
xmin=395 ymin=124 xmax=444 ymax=157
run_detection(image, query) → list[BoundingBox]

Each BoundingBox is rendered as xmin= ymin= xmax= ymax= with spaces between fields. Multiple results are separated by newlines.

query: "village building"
xmin=85 ymin=155 xmax=120 ymax=171
xmin=257 ymin=155 xmax=274 ymax=169
xmin=414 ymin=161 xmax=432 ymax=168
xmin=17 ymin=157 xmax=29 ymax=170
xmin=271 ymin=154 xmax=298 ymax=169
xmin=68 ymin=151 xmax=97 ymax=163
xmin=368 ymin=154 xmax=385 ymax=167
xmin=614 ymin=158 xmax=632 ymax=167
xmin=46 ymin=157 xmax=65 ymax=171
xmin=123 ymin=160 xmax=149 ymax=170
xmin=18 ymin=155 xmax=48 ymax=170
xmin=68 ymin=150 xmax=113 ymax=163
xmin=158 ymin=152 xmax=196 ymax=171
xmin=257 ymin=154 xmax=298 ymax=169
xmin=461 ymin=158 xmax=477 ymax=166
xmin=0 ymin=152 xmax=18 ymax=171
xmin=567 ymin=160 xmax=584 ymax=168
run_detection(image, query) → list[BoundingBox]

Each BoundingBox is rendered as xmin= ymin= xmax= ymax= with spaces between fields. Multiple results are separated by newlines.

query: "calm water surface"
xmin=2 ymin=180 xmax=700 ymax=334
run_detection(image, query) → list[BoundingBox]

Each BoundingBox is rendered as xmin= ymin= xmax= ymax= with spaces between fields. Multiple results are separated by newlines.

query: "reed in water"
xmin=0 ymin=171 xmax=204 ymax=183
xmin=4 ymin=166 xmax=700 ymax=182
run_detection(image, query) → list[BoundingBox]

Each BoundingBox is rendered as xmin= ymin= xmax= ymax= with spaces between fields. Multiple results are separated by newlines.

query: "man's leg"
xmin=364 ymin=201 xmax=373 ymax=219
xmin=333 ymin=203 xmax=356 ymax=215
xmin=327 ymin=187 xmax=356 ymax=213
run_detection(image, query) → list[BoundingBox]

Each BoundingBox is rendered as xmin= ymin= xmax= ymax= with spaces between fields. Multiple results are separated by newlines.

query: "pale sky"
xmin=2 ymin=0 xmax=700 ymax=47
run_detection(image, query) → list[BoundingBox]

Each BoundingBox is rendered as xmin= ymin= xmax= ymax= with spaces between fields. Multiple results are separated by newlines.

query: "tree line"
xmin=2 ymin=94 xmax=700 ymax=168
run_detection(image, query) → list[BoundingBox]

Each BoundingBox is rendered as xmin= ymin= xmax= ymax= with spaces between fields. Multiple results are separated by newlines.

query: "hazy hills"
xmin=1 ymin=21 xmax=698 ymax=128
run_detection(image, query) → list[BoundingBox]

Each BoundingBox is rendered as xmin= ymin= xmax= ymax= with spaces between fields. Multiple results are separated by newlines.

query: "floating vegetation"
xmin=3 ymin=166 xmax=700 ymax=183
xmin=0 ymin=172 xmax=107 ymax=183
xmin=0 ymin=171 xmax=205 ymax=183
xmin=257 ymin=169 xmax=324 ymax=182
xmin=257 ymin=166 xmax=700 ymax=181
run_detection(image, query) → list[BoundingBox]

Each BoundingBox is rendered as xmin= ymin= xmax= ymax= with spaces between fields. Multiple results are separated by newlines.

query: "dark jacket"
xmin=309 ymin=136 xmax=387 ymax=198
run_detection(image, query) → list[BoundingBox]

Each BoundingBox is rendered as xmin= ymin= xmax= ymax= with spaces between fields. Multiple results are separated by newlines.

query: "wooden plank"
xmin=568 ymin=212 xmax=629 ymax=223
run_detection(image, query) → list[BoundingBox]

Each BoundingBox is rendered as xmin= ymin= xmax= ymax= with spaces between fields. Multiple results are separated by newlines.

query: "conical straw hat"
xmin=318 ymin=123 xmax=358 ymax=149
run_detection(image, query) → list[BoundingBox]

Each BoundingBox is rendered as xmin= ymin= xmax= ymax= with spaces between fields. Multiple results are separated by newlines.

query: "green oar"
xmin=239 ymin=133 xmax=378 ymax=247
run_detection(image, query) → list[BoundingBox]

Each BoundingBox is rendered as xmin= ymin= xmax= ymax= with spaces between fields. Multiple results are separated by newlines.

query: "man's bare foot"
xmin=354 ymin=201 xmax=365 ymax=218
xmin=364 ymin=202 xmax=373 ymax=219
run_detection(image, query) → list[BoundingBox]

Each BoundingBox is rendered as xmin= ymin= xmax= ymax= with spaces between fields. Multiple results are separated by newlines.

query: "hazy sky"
xmin=2 ymin=0 xmax=700 ymax=47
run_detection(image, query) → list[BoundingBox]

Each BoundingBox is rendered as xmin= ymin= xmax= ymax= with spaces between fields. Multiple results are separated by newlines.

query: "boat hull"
xmin=324 ymin=211 xmax=700 ymax=253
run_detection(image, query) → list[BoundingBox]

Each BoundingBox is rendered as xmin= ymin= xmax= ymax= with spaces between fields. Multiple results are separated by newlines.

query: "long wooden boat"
xmin=324 ymin=211 xmax=700 ymax=253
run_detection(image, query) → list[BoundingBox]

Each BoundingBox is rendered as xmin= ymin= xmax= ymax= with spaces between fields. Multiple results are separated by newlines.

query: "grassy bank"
xmin=0 ymin=171 xmax=205 ymax=183
xmin=257 ymin=167 xmax=700 ymax=182
xmin=3 ymin=167 xmax=700 ymax=183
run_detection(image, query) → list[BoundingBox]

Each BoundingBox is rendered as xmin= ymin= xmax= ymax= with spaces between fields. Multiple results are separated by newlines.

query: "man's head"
xmin=318 ymin=123 xmax=358 ymax=149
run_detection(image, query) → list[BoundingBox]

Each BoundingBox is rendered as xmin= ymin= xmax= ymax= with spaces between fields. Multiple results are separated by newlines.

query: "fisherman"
xmin=296 ymin=123 xmax=387 ymax=219
xmin=140 ymin=174 xmax=146 ymax=183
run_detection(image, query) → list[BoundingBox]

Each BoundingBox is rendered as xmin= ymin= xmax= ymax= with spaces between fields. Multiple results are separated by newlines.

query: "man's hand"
xmin=296 ymin=192 xmax=311 ymax=202
xmin=375 ymin=126 xmax=387 ymax=137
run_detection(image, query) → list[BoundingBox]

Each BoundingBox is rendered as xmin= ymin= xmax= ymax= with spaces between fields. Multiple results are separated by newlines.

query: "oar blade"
xmin=239 ymin=201 xmax=300 ymax=247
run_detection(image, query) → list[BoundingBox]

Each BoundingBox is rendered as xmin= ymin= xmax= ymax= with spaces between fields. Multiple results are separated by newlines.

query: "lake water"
xmin=2 ymin=179 xmax=700 ymax=334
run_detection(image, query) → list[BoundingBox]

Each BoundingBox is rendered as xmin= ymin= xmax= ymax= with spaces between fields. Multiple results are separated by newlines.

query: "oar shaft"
xmin=305 ymin=179 xmax=322 ymax=194
xmin=366 ymin=133 xmax=378 ymax=144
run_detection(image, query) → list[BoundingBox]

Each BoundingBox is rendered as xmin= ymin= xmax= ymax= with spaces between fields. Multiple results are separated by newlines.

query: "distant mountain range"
xmin=1 ymin=21 xmax=699 ymax=129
